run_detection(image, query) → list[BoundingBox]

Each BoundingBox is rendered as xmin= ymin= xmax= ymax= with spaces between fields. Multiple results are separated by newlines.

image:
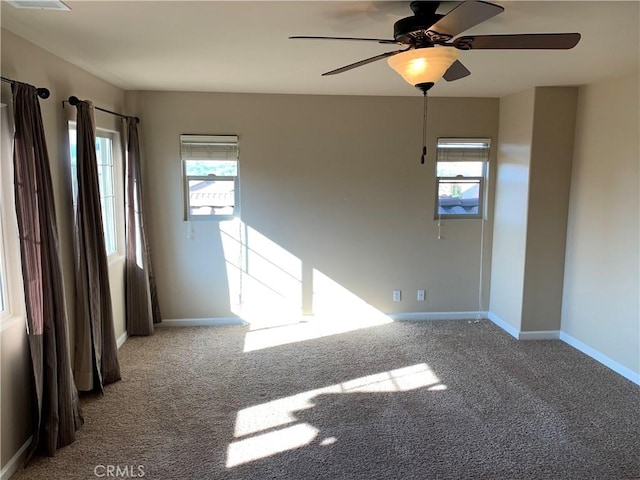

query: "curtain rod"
xmin=64 ymin=96 xmax=140 ymax=123
xmin=1 ymin=75 xmax=50 ymax=99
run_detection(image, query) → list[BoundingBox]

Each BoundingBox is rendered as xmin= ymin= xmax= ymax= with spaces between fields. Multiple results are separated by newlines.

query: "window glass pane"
xmin=437 ymin=179 xmax=480 ymax=216
xmin=101 ymin=196 xmax=117 ymax=254
xmin=98 ymin=162 xmax=114 ymax=197
xmin=95 ymin=136 xmax=113 ymax=166
xmin=189 ymin=179 xmax=235 ymax=216
xmin=69 ymin=127 xmax=78 ymax=202
xmin=436 ymin=161 xmax=483 ymax=177
xmin=185 ymin=160 xmax=237 ymax=177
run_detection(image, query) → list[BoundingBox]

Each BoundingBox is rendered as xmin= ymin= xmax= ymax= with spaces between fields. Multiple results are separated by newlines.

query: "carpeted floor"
xmin=13 ymin=319 xmax=640 ymax=480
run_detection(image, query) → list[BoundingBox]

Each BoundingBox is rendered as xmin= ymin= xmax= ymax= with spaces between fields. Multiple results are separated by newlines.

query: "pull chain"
xmin=421 ymin=91 xmax=428 ymax=164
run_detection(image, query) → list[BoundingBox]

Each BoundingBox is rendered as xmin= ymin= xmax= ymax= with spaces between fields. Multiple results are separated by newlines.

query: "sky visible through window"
xmin=185 ymin=160 xmax=237 ymax=177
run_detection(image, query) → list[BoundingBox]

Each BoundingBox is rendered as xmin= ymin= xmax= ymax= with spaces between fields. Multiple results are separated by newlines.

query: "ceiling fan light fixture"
xmin=387 ymin=47 xmax=460 ymax=90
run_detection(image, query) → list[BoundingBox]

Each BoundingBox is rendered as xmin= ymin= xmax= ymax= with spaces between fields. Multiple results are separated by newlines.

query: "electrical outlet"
xmin=417 ymin=290 xmax=426 ymax=301
xmin=393 ymin=290 xmax=401 ymax=302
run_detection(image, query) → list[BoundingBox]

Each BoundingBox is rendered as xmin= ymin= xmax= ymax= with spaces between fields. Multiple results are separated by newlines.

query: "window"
xmin=69 ymin=125 xmax=118 ymax=255
xmin=181 ymin=135 xmax=239 ymax=220
xmin=0 ymin=105 xmax=12 ymax=316
xmin=435 ymin=138 xmax=490 ymax=219
xmin=0 ymin=103 xmax=25 ymax=321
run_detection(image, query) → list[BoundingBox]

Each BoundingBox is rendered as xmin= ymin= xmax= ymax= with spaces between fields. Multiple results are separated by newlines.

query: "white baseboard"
xmin=390 ymin=311 xmax=487 ymax=321
xmin=159 ymin=313 xmax=486 ymax=326
xmin=518 ymin=330 xmax=560 ymax=340
xmin=487 ymin=312 xmax=639 ymax=385
xmin=0 ymin=436 xmax=32 ymax=480
xmin=116 ymin=332 xmax=128 ymax=349
xmin=487 ymin=312 xmax=560 ymax=340
xmin=559 ymin=332 xmax=640 ymax=386
xmin=487 ymin=312 xmax=519 ymax=339
xmin=158 ymin=317 xmax=247 ymax=327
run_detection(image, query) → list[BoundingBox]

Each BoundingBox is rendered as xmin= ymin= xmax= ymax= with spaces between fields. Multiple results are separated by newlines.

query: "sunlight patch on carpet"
xmin=226 ymin=363 xmax=446 ymax=468
xmin=226 ymin=423 xmax=319 ymax=468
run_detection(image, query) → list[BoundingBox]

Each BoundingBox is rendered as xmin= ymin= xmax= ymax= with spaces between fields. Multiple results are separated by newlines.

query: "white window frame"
xmin=0 ymin=103 xmax=26 ymax=327
xmin=68 ymin=122 xmax=124 ymax=259
xmin=181 ymin=134 xmax=239 ymax=221
xmin=435 ymin=138 xmax=491 ymax=220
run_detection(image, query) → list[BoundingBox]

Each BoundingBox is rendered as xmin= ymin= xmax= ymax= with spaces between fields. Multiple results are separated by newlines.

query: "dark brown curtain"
xmin=11 ymin=82 xmax=83 ymax=460
xmin=125 ymin=118 xmax=161 ymax=335
xmin=73 ymin=100 xmax=121 ymax=392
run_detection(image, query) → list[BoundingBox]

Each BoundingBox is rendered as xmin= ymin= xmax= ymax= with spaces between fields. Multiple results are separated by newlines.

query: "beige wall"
xmin=489 ymin=89 xmax=535 ymax=331
xmin=0 ymin=29 xmax=126 ymax=471
xmin=490 ymin=87 xmax=578 ymax=334
xmin=522 ymin=87 xmax=577 ymax=332
xmin=126 ymin=91 xmax=499 ymax=321
xmin=561 ymin=71 xmax=640 ymax=373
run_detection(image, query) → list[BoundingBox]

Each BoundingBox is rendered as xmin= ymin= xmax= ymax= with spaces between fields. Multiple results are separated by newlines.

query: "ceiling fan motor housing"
xmin=394 ymin=2 xmax=449 ymax=46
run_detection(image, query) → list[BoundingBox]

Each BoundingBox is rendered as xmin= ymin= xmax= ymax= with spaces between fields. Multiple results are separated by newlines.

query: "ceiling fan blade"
xmin=322 ymin=49 xmax=406 ymax=76
xmin=443 ymin=60 xmax=471 ymax=81
xmin=289 ymin=35 xmax=399 ymax=45
xmin=430 ymin=1 xmax=504 ymax=37
xmin=454 ymin=33 xmax=582 ymax=50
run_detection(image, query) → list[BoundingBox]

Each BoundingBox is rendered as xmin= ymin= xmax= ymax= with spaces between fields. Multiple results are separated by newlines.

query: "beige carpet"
xmin=13 ymin=320 xmax=640 ymax=479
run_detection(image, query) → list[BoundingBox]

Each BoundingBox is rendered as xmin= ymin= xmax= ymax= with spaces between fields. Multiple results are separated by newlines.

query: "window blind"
xmin=180 ymin=135 xmax=238 ymax=161
xmin=436 ymin=138 xmax=491 ymax=162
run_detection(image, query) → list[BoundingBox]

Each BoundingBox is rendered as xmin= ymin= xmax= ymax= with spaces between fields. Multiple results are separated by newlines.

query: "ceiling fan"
xmin=290 ymin=1 xmax=581 ymax=93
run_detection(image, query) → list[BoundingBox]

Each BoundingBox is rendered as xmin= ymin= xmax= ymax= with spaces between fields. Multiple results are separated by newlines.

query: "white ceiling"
xmin=2 ymin=1 xmax=639 ymax=97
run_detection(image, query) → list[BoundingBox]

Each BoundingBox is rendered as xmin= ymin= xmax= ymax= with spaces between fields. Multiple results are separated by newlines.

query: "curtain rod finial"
xmin=36 ymin=88 xmax=50 ymax=99
xmin=68 ymin=95 xmax=81 ymax=106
